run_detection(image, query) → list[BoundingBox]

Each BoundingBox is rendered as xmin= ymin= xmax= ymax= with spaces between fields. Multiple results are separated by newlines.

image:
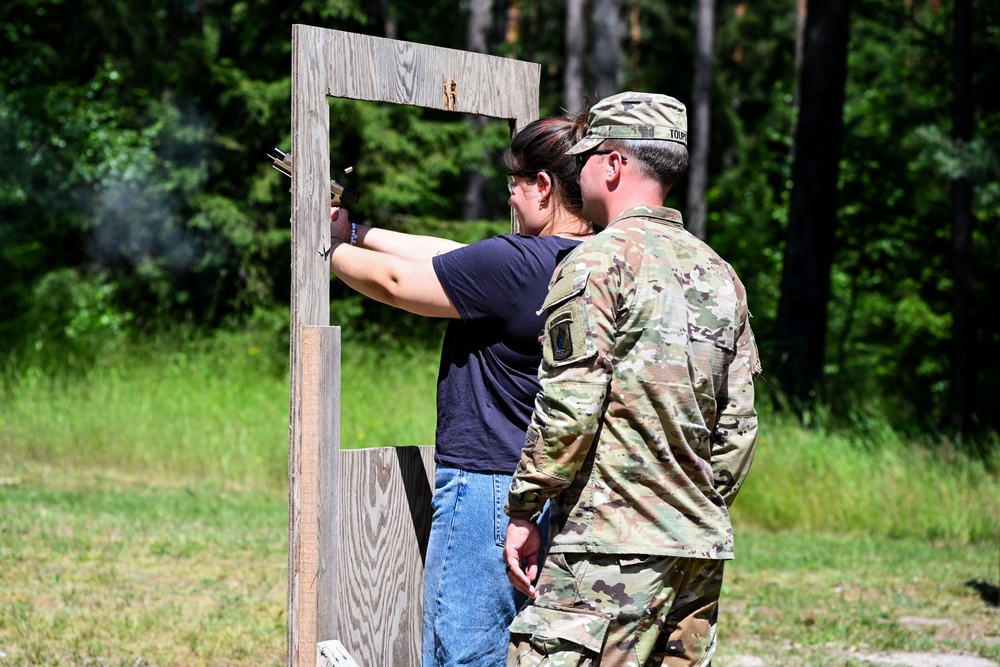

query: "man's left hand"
xmin=504 ymin=518 xmax=542 ymax=598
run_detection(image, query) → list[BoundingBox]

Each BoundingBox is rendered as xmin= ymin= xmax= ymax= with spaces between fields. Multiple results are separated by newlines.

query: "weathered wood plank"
xmin=295 ymin=25 xmax=540 ymax=132
xmin=288 ymin=20 xmax=334 ymax=667
xmin=335 ymin=446 xmax=435 ymax=667
xmin=290 ymin=326 xmax=339 ymax=667
xmin=288 ymin=26 xmax=539 ymax=667
xmin=317 ymin=640 xmax=361 ymax=667
xmin=316 ymin=327 xmax=343 ymax=648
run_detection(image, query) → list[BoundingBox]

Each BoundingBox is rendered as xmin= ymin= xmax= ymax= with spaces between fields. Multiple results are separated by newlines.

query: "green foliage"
xmin=327 ymin=101 xmax=513 ymax=221
xmin=18 ymin=269 xmax=134 ymax=374
xmin=1 ymin=0 xmax=999 ymax=437
xmin=808 ymin=1 xmax=1000 ymax=431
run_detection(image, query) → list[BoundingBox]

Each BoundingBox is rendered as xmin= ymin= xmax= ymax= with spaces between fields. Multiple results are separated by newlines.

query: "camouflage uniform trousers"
xmin=507 ymin=553 xmax=724 ymax=667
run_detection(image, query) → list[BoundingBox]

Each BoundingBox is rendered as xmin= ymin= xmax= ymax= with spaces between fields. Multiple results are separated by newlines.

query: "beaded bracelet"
xmin=349 ymin=222 xmax=358 ymax=245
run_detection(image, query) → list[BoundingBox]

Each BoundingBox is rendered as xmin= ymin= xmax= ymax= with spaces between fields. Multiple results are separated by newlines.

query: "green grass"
xmin=0 ymin=331 xmax=438 ymax=493
xmin=1 ymin=466 xmax=996 ymax=666
xmin=0 ymin=467 xmax=287 ymax=666
xmin=3 ymin=331 xmax=996 ymax=542
xmin=733 ymin=410 xmax=1000 ymax=542
xmin=716 ymin=531 xmax=1000 ymax=666
xmin=1 ymin=331 xmax=998 ymax=665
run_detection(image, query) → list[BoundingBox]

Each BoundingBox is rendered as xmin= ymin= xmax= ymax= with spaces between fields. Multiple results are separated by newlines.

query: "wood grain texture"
xmin=291 ymin=327 xmax=340 ymax=667
xmin=315 ymin=327 xmax=342 ymax=646
xmin=295 ymin=25 xmax=540 ymax=132
xmin=335 ymin=446 xmax=435 ymax=667
xmin=317 ymin=640 xmax=361 ymax=667
xmin=288 ymin=26 xmax=540 ymax=667
xmin=288 ymin=22 xmax=333 ymax=667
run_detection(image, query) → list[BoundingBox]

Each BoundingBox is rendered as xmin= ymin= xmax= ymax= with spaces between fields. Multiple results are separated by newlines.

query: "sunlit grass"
xmin=1 ymin=331 xmax=998 ymax=665
xmin=0 ymin=468 xmax=287 ymax=666
xmin=733 ymin=409 xmax=1000 ymax=543
xmin=1 ymin=330 xmax=997 ymax=542
xmin=1 ymin=468 xmax=996 ymax=666
xmin=0 ymin=330 xmax=437 ymax=493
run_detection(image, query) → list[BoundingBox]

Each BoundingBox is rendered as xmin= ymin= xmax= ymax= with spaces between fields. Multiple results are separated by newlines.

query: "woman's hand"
xmin=331 ymin=206 xmax=351 ymax=243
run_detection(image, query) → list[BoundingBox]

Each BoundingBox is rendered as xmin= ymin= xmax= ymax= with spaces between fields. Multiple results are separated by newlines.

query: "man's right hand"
xmin=504 ymin=517 xmax=543 ymax=598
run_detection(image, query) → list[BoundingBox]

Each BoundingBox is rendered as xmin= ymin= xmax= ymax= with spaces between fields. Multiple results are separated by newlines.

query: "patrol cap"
xmin=566 ymin=92 xmax=688 ymax=154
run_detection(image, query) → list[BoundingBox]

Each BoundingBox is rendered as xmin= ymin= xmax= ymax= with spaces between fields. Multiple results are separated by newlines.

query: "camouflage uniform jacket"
xmin=506 ymin=206 xmax=761 ymax=559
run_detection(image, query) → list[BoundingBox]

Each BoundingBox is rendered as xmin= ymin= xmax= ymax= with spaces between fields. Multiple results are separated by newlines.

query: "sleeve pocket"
xmin=509 ymin=604 xmax=611 ymax=654
xmin=537 ymin=271 xmax=591 ymax=315
xmin=539 ymin=272 xmax=597 ymax=368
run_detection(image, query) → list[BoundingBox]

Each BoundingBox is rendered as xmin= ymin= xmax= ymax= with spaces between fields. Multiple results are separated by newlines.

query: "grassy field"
xmin=1 ymin=332 xmax=998 ymax=665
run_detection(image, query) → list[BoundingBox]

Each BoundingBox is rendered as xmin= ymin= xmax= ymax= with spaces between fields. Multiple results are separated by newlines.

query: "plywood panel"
xmin=335 ymin=447 xmax=435 ymax=667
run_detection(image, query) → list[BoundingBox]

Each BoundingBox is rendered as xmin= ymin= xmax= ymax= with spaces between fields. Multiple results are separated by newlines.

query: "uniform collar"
xmin=605 ymin=205 xmax=684 ymax=230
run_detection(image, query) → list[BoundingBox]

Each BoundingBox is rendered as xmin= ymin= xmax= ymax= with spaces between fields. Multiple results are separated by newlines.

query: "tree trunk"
xmin=629 ymin=0 xmax=641 ymax=82
xmin=462 ymin=0 xmax=494 ymax=221
xmin=591 ymin=0 xmax=622 ymax=99
xmin=793 ymin=0 xmax=807 ymax=109
xmin=564 ymin=0 xmax=586 ymax=114
xmin=950 ymin=0 xmax=975 ymax=437
xmin=686 ymin=0 xmax=716 ymax=241
xmin=504 ymin=0 xmax=522 ymax=47
xmin=774 ymin=0 xmax=852 ymax=409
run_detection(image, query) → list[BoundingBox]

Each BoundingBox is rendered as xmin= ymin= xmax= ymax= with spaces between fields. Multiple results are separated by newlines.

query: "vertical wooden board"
xmin=315 ymin=327 xmax=342 ymax=644
xmin=289 ymin=22 xmax=333 ymax=667
xmin=335 ymin=447 xmax=436 ymax=666
xmin=291 ymin=24 xmax=333 ymax=326
xmin=293 ymin=328 xmax=321 ymax=667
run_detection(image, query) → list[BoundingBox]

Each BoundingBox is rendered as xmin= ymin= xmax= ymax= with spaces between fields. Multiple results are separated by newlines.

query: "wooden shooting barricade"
xmin=287 ymin=26 xmax=540 ymax=667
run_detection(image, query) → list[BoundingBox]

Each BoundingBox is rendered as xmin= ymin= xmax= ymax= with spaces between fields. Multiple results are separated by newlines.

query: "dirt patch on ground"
xmin=850 ymin=651 xmax=998 ymax=667
xmin=727 ymin=657 xmax=767 ymax=667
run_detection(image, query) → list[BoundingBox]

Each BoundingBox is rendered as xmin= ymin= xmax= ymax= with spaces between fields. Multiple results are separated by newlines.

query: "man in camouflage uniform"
xmin=503 ymin=92 xmax=761 ymax=667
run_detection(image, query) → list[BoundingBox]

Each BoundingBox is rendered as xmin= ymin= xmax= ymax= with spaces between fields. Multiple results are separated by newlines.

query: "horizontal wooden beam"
xmin=298 ymin=25 xmax=540 ymax=131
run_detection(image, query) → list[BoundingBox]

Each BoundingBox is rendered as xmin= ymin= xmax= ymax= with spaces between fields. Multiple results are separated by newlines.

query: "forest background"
xmin=1 ymin=1 xmax=1000 ymax=664
xmin=1 ymin=0 xmax=999 ymax=443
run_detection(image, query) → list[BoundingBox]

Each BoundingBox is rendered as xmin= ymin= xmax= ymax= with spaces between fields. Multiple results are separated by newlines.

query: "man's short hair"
xmin=602 ymin=138 xmax=689 ymax=189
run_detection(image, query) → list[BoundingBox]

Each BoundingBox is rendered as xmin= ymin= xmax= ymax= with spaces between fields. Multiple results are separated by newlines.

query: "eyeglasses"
xmin=575 ymin=150 xmax=627 ymax=174
xmin=506 ymin=170 xmax=545 ymax=194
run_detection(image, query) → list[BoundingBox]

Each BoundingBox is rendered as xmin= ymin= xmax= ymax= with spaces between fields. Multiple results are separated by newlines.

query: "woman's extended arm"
xmin=332 ymin=207 xmax=466 ymax=261
xmin=329 ymin=239 xmax=460 ymax=319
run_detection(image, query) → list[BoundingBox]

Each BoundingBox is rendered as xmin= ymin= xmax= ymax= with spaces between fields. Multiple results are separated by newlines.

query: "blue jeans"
xmin=422 ymin=466 xmax=545 ymax=667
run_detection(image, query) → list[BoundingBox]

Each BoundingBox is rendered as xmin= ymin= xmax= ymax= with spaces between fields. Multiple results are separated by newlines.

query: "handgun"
xmin=267 ymin=147 xmax=360 ymax=206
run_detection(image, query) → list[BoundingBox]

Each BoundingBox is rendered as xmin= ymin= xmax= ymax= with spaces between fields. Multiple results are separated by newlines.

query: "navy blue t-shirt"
xmin=431 ymin=234 xmax=581 ymax=474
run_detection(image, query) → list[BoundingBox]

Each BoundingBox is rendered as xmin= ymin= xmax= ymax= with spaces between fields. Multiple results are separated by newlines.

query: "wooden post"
xmin=288 ymin=25 xmax=541 ymax=667
xmin=288 ymin=20 xmax=334 ymax=667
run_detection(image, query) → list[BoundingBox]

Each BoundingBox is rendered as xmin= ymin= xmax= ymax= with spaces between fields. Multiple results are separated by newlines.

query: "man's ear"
xmin=607 ymin=152 xmax=627 ymax=179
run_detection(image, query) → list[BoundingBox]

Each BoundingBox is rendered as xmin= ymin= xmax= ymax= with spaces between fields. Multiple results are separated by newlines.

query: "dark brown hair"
xmin=503 ymin=114 xmax=588 ymax=215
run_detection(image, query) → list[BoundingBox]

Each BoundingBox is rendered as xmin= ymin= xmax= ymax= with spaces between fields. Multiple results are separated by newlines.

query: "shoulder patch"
xmin=543 ymin=302 xmax=595 ymax=367
xmin=549 ymin=316 xmax=576 ymax=362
